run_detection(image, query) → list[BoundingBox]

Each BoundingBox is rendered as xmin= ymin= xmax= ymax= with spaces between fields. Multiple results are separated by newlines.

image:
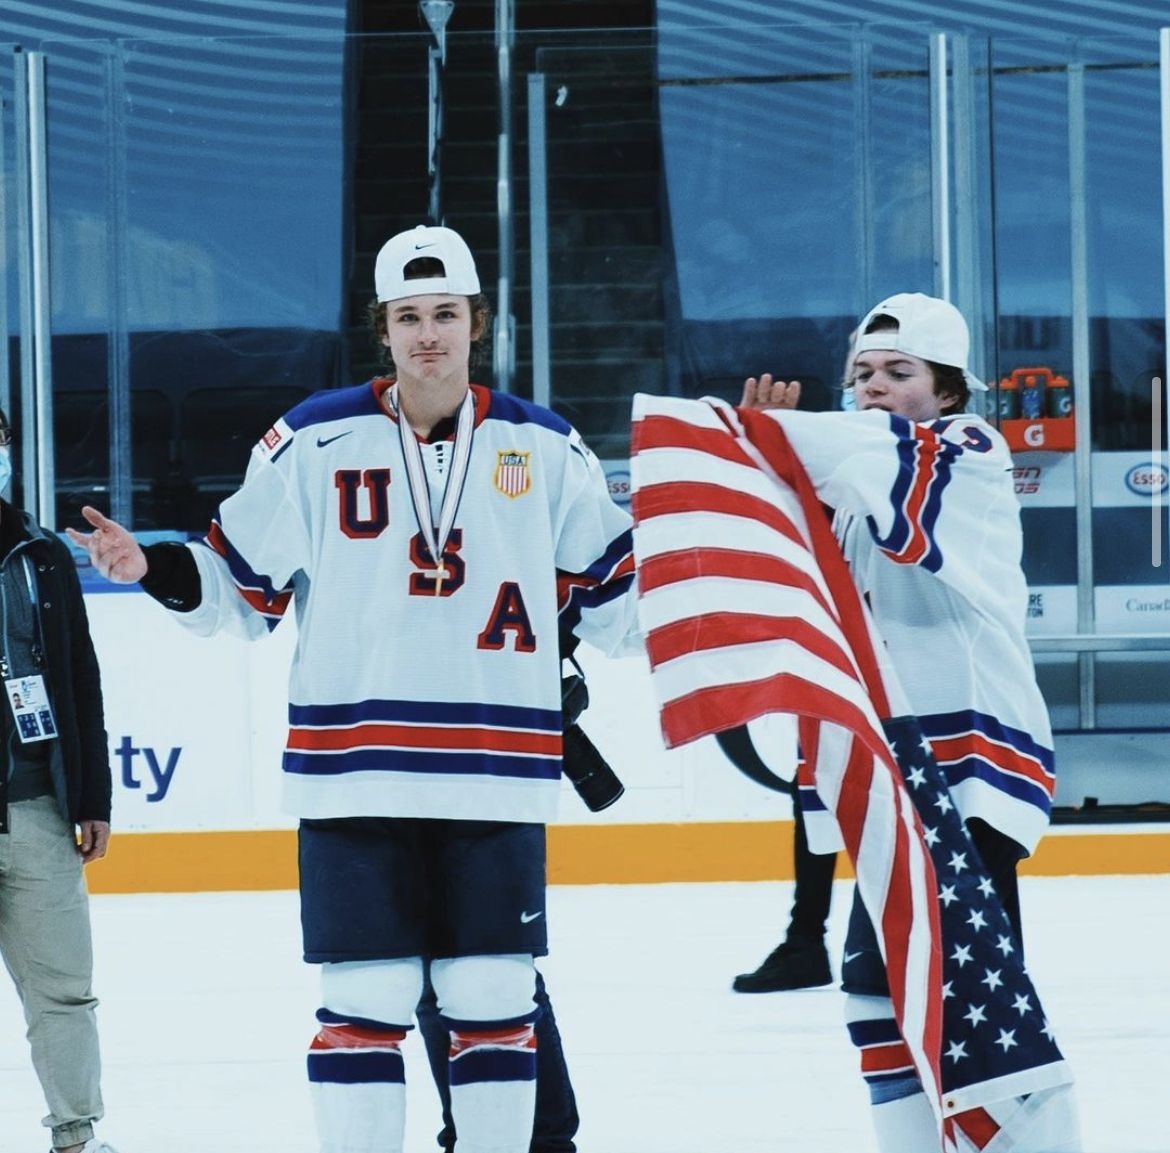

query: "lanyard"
xmin=0 ymin=554 xmax=41 ymax=679
xmin=392 ymin=385 xmax=475 ymax=595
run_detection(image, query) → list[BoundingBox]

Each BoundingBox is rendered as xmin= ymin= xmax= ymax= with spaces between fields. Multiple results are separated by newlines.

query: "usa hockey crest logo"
xmin=494 ymin=450 xmax=532 ymax=498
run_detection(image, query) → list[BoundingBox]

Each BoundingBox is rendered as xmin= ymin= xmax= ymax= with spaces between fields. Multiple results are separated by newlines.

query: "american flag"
xmin=880 ymin=717 xmax=1070 ymax=1120
xmin=629 ymin=395 xmax=1072 ymax=1142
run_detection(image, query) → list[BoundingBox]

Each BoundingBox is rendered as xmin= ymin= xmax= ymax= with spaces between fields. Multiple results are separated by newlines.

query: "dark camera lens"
xmin=562 ymin=723 xmax=625 ymax=812
xmin=561 ymin=673 xmax=589 ymax=729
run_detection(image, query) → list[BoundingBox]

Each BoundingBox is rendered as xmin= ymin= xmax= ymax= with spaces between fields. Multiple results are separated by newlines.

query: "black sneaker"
xmin=732 ymin=939 xmax=832 ymax=993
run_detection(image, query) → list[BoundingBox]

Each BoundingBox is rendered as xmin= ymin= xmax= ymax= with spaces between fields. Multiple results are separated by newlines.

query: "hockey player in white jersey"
xmin=69 ymin=224 xmax=639 ymax=1153
xmin=742 ymin=293 xmax=1082 ymax=1153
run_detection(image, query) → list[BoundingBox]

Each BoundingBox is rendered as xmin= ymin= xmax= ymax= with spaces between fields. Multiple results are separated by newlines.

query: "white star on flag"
xmin=963 ymin=1004 xmax=988 ymax=1027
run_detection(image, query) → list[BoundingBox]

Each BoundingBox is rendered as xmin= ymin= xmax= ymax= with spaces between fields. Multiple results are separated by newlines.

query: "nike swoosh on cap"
xmin=316 ymin=431 xmax=353 ymax=448
xmin=520 ymin=910 xmax=543 ymax=924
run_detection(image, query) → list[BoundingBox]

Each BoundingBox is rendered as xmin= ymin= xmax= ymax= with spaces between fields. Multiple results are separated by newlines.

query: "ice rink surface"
xmin=0 ymin=874 xmax=1165 ymax=1153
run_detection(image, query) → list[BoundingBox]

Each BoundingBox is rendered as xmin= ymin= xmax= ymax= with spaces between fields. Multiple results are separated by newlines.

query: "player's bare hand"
xmin=65 ymin=506 xmax=149 ymax=584
xmin=741 ymin=375 xmax=801 ymax=411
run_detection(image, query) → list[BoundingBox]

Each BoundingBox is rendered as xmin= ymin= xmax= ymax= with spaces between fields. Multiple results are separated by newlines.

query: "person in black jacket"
xmin=0 ymin=407 xmax=119 ymax=1153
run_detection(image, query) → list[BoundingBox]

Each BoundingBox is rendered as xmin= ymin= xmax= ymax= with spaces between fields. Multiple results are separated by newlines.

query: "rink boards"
xmin=83 ymin=587 xmax=1169 ymax=893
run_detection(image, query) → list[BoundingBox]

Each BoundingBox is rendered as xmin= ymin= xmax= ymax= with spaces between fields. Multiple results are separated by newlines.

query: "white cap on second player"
xmin=853 ymin=292 xmax=989 ymax=392
xmin=374 ymin=224 xmax=481 ymax=303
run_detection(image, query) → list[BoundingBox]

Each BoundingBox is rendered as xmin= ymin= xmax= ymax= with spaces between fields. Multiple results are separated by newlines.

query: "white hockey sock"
xmin=871 ymin=1088 xmax=941 ymax=1153
xmin=307 ymin=1011 xmax=408 ymax=1153
xmin=448 ymin=1023 xmax=537 ymax=1153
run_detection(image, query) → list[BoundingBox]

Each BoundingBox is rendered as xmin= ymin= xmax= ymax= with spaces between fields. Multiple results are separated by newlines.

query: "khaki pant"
xmin=0 ymin=795 xmax=103 ymax=1148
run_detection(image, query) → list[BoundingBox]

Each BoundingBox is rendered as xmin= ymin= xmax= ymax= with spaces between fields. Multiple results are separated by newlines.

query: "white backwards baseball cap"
xmin=374 ymin=224 xmax=481 ymax=303
xmin=852 ymin=292 xmax=988 ymax=391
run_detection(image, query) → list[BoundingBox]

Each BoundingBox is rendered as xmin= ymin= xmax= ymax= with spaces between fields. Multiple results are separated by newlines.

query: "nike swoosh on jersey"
xmin=519 ymin=910 xmax=543 ymax=924
xmin=316 ymin=431 xmax=353 ymax=448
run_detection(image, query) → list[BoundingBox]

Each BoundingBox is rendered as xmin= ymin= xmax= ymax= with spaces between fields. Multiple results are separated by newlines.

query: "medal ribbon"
xmin=393 ymin=385 xmax=475 ymax=592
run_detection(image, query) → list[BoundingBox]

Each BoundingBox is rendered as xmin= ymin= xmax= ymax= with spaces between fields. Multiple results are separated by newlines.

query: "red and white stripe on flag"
xmin=630 ymin=393 xmax=947 ymax=1133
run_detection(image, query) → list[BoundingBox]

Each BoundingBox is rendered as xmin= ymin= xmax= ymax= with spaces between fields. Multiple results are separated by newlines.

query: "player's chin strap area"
xmin=714 ymin=726 xmax=796 ymax=796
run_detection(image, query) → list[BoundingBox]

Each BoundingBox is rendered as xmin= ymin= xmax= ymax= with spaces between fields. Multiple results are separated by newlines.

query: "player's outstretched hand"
xmin=65 ymin=505 xmax=149 ymax=584
xmin=741 ymin=374 xmax=801 ymax=411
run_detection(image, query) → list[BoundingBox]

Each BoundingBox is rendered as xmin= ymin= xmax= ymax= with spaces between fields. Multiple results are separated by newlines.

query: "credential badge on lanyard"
xmin=5 ymin=674 xmax=56 ymax=743
xmin=1 ymin=556 xmax=57 ymax=743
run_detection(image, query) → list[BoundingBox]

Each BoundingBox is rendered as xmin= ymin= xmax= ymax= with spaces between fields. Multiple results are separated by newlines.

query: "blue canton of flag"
xmin=883 ymin=715 xmax=1065 ymax=1103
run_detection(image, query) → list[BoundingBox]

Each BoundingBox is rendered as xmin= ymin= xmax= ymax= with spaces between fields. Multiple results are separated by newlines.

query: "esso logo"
xmin=1124 ymin=462 xmax=1169 ymax=497
xmin=606 ymin=469 xmax=632 ymax=506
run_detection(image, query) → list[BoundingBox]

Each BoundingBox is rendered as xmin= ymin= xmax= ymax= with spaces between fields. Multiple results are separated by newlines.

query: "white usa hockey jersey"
xmin=770 ymin=407 xmax=1055 ymax=854
xmin=174 ymin=380 xmax=639 ymax=824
